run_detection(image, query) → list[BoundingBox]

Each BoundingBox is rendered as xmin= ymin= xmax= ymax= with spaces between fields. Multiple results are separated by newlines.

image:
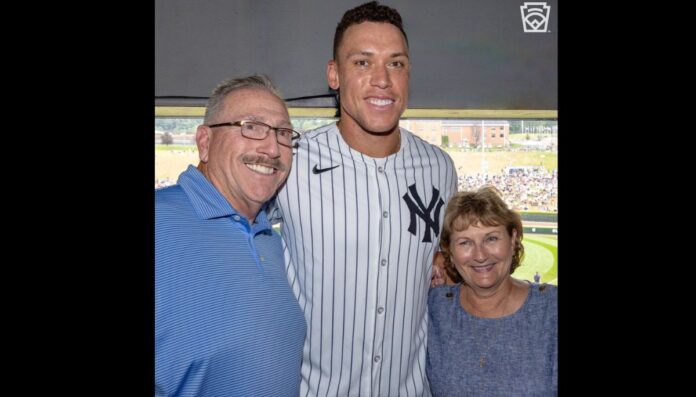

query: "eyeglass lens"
xmin=242 ymin=122 xmax=294 ymax=146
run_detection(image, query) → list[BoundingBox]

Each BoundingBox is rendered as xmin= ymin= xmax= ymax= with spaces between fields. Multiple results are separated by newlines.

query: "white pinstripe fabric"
xmin=277 ymin=123 xmax=457 ymax=396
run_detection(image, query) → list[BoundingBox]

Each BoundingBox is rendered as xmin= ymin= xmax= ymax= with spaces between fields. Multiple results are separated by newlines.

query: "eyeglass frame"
xmin=207 ymin=120 xmax=300 ymax=148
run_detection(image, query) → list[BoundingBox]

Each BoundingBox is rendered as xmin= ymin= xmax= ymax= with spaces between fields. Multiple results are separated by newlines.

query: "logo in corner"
xmin=402 ymin=184 xmax=444 ymax=243
xmin=520 ymin=2 xmax=551 ymax=33
xmin=312 ymin=164 xmax=340 ymax=174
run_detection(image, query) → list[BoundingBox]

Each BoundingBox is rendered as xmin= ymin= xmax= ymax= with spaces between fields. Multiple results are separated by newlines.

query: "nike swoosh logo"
xmin=312 ymin=164 xmax=340 ymax=174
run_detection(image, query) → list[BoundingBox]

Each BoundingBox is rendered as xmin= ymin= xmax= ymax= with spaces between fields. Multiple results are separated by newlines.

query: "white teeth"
xmin=472 ymin=264 xmax=494 ymax=273
xmin=246 ymin=164 xmax=274 ymax=174
xmin=368 ymin=98 xmax=394 ymax=106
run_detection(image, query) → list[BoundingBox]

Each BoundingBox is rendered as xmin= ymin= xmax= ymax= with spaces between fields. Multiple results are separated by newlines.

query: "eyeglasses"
xmin=207 ymin=120 xmax=300 ymax=148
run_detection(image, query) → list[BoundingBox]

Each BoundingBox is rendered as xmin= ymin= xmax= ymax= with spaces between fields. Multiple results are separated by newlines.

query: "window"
xmin=155 ymin=116 xmax=558 ymax=285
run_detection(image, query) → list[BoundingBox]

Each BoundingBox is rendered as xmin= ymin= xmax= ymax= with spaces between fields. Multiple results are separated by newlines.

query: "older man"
xmin=155 ymin=75 xmax=305 ymax=396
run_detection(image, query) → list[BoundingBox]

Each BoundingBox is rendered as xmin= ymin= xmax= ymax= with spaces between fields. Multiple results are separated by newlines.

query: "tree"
xmin=155 ymin=118 xmax=202 ymax=134
xmin=161 ymin=131 xmax=174 ymax=145
xmin=156 ymin=118 xmax=177 ymax=132
xmin=509 ymin=120 xmax=522 ymax=134
xmin=471 ymin=126 xmax=481 ymax=147
xmin=291 ymin=118 xmax=335 ymax=133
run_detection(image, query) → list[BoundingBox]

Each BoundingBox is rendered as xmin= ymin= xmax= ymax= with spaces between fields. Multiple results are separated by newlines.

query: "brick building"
xmin=399 ymin=120 xmax=509 ymax=148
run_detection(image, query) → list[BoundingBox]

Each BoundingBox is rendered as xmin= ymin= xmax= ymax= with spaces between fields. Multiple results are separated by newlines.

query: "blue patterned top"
xmin=427 ymin=282 xmax=557 ymax=396
xmin=155 ymin=165 xmax=306 ymax=396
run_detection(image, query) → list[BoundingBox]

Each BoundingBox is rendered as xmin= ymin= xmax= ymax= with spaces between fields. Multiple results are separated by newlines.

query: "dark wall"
xmin=155 ymin=0 xmax=557 ymax=109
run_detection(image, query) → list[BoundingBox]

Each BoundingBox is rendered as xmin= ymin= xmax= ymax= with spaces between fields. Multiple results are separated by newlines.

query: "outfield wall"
xmin=520 ymin=212 xmax=557 ymax=223
xmin=524 ymin=226 xmax=558 ymax=235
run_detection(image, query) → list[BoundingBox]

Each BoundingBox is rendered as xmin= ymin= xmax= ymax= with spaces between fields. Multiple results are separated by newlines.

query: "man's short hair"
xmin=204 ymin=74 xmax=282 ymax=123
xmin=332 ymin=1 xmax=408 ymax=60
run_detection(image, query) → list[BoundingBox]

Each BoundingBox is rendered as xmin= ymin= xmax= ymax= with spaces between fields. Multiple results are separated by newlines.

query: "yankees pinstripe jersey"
xmin=275 ymin=122 xmax=458 ymax=396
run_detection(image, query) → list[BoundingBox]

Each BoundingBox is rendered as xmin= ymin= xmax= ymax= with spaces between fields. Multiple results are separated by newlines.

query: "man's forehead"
xmin=222 ymin=91 xmax=290 ymax=125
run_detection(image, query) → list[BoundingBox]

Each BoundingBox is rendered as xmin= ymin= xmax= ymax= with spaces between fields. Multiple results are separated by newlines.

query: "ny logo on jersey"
xmin=402 ymin=184 xmax=444 ymax=243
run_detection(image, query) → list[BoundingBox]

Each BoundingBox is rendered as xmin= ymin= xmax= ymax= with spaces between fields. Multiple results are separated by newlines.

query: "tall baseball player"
xmin=274 ymin=2 xmax=458 ymax=396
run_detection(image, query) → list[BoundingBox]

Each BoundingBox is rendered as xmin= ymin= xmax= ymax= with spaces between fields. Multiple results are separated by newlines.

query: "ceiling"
xmin=155 ymin=0 xmax=557 ymax=111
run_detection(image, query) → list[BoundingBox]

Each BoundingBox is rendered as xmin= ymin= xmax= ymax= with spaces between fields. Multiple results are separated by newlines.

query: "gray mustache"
xmin=242 ymin=154 xmax=286 ymax=172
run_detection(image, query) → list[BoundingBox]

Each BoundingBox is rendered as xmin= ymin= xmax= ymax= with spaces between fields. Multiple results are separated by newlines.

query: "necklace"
xmin=467 ymin=314 xmax=502 ymax=368
xmin=461 ymin=286 xmax=508 ymax=368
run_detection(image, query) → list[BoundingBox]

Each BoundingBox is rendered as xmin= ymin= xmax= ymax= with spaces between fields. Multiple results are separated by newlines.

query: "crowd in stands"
xmin=457 ymin=168 xmax=557 ymax=212
xmin=157 ymin=168 xmax=558 ymax=212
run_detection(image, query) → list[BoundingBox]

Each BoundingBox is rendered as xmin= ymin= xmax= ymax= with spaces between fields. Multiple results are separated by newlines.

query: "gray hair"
xmin=204 ymin=74 xmax=283 ymax=124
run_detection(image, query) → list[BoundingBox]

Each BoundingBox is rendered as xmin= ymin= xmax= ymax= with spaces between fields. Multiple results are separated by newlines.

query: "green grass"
xmin=514 ymin=234 xmax=557 ymax=285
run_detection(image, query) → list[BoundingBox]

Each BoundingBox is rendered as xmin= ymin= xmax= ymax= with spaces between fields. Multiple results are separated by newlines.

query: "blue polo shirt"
xmin=155 ymin=165 xmax=306 ymax=397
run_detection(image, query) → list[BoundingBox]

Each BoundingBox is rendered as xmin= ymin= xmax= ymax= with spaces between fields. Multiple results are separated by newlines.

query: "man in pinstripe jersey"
xmin=273 ymin=2 xmax=458 ymax=395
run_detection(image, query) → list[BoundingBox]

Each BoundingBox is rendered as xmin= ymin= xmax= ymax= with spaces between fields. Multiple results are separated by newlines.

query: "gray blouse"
xmin=427 ymin=282 xmax=558 ymax=396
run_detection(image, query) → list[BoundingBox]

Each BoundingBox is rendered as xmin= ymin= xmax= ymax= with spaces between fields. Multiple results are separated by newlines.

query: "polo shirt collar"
xmin=177 ymin=165 xmax=273 ymax=234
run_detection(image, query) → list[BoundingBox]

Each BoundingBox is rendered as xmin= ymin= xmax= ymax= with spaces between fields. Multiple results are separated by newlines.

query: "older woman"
xmin=426 ymin=186 xmax=557 ymax=396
